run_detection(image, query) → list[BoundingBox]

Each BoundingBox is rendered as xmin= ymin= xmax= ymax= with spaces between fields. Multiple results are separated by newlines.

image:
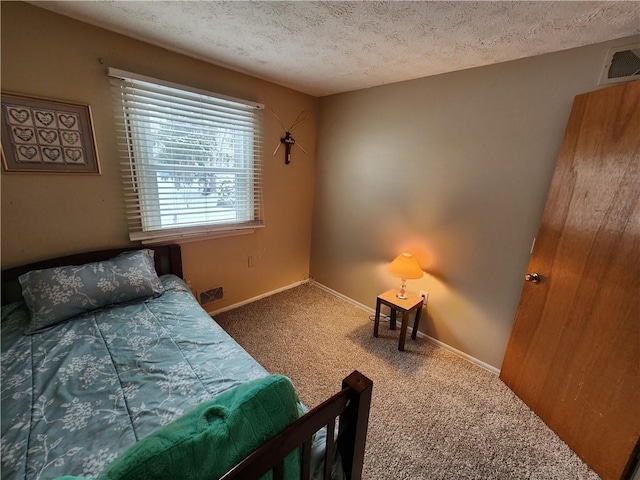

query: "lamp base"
xmin=396 ymin=279 xmax=408 ymax=299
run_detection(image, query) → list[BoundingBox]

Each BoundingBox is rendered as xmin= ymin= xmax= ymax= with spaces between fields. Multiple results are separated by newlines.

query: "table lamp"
xmin=389 ymin=253 xmax=423 ymax=299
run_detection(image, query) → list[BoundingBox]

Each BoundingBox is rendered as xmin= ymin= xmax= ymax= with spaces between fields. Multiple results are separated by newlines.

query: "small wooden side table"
xmin=373 ymin=289 xmax=424 ymax=351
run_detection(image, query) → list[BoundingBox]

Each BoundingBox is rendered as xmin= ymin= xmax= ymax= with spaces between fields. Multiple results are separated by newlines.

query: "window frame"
xmin=109 ymin=68 xmax=265 ymax=244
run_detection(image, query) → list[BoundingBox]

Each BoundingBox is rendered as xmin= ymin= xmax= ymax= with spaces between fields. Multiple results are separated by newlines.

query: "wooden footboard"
xmin=221 ymin=370 xmax=373 ymax=480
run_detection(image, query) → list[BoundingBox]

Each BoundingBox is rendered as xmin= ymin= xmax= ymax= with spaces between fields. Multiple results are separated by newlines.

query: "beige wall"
xmin=1 ymin=2 xmax=318 ymax=309
xmin=3 ymin=2 xmax=638 ymax=370
xmin=311 ymin=35 xmax=640 ymax=369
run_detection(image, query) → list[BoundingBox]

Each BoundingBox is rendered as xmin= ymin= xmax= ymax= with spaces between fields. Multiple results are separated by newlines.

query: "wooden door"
xmin=500 ymin=80 xmax=640 ymax=480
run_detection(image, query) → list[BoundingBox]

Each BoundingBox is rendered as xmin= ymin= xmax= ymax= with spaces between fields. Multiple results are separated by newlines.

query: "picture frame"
xmin=1 ymin=93 xmax=100 ymax=174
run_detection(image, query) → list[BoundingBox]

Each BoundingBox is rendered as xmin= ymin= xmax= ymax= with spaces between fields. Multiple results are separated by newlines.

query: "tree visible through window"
xmin=110 ymin=68 xmax=264 ymax=243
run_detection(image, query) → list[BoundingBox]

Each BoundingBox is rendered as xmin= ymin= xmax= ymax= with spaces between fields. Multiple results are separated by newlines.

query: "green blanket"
xmin=57 ymin=374 xmax=301 ymax=480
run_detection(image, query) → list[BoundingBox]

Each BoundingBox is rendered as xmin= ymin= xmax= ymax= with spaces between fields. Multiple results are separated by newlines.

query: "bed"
xmin=1 ymin=245 xmax=372 ymax=480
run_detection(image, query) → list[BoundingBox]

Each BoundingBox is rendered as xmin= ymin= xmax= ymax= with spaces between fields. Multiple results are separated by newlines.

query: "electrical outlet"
xmin=420 ymin=290 xmax=429 ymax=304
xmin=248 ymin=255 xmax=255 ymax=268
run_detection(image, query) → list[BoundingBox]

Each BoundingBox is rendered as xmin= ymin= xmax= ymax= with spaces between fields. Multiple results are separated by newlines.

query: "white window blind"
xmin=109 ymin=68 xmax=264 ymax=243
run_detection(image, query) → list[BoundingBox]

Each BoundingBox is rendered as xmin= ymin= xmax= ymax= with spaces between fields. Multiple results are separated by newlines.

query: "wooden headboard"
xmin=1 ymin=244 xmax=182 ymax=306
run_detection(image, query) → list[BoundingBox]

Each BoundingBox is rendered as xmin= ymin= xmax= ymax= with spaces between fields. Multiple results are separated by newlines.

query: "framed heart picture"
xmin=1 ymin=93 xmax=100 ymax=174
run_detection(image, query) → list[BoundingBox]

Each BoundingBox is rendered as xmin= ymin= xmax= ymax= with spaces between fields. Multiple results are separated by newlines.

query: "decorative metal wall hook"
xmin=271 ymin=109 xmax=309 ymax=164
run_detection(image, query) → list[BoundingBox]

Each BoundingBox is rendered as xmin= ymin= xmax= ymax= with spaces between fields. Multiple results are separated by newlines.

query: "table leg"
xmin=399 ymin=311 xmax=409 ymax=351
xmin=389 ymin=308 xmax=396 ymax=330
xmin=373 ymin=299 xmax=381 ymax=337
xmin=412 ymin=305 xmax=423 ymax=340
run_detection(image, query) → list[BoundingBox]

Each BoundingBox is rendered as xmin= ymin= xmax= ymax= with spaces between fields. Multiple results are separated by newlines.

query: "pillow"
xmin=55 ymin=374 xmax=301 ymax=480
xmin=19 ymin=249 xmax=164 ymax=334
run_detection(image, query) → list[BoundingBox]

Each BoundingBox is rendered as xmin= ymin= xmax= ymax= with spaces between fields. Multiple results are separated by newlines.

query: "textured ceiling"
xmin=31 ymin=1 xmax=640 ymax=97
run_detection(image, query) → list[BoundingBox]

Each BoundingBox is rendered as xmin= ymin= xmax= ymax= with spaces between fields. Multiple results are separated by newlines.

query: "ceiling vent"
xmin=599 ymin=44 xmax=640 ymax=85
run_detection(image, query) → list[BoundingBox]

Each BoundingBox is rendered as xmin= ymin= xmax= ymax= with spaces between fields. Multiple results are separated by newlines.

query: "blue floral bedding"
xmin=1 ymin=275 xmax=269 ymax=480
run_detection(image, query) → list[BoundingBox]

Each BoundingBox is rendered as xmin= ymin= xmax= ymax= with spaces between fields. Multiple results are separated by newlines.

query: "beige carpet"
xmin=214 ymin=283 xmax=600 ymax=480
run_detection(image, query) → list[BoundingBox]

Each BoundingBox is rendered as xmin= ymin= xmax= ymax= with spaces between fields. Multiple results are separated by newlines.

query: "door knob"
xmin=525 ymin=273 xmax=541 ymax=283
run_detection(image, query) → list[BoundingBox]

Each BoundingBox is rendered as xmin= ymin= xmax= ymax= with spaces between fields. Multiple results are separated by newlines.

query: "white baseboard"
xmin=207 ymin=279 xmax=309 ymax=317
xmin=312 ymin=281 xmax=501 ymax=375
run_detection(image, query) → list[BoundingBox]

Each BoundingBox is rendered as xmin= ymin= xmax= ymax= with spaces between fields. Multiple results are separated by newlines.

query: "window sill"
xmin=132 ymin=224 xmax=263 ymax=245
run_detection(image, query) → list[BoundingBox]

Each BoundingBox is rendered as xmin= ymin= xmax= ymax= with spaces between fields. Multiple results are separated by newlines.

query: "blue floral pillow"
xmin=19 ymin=249 xmax=165 ymax=334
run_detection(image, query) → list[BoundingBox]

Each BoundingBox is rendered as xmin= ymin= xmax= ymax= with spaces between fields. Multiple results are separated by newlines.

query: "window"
xmin=109 ymin=68 xmax=264 ymax=243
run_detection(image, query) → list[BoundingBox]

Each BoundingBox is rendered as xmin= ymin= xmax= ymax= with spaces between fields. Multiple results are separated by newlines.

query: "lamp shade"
xmin=389 ymin=253 xmax=423 ymax=279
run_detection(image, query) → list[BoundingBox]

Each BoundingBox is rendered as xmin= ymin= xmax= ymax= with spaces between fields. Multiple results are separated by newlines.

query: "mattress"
xmin=1 ymin=275 xmax=270 ymax=480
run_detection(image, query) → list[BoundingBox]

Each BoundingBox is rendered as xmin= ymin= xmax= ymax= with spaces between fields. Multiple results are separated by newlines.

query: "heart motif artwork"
xmin=62 ymin=131 xmax=80 ymax=145
xmin=35 ymin=111 xmax=55 ymax=127
xmin=65 ymin=148 xmax=84 ymax=163
xmin=42 ymin=147 xmax=62 ymax=162
xmin=58 ymin=114 xmax=77 ymax=129
xmin=18 ymin=146 xmax=38 ymax=160
xmin=38 ymin=129 xmax=58 ymax=144
xmin=9 ymin=108 xmax=30 ymax=124
xmin=2 ymin=93 xmax=99 ymax=173
xmin=13 ymin=127 xmax=35 ymax=142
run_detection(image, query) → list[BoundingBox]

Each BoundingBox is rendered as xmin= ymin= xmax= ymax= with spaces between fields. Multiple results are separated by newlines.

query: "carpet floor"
xmin=214 ymin=283 xmax=600 ymax=480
